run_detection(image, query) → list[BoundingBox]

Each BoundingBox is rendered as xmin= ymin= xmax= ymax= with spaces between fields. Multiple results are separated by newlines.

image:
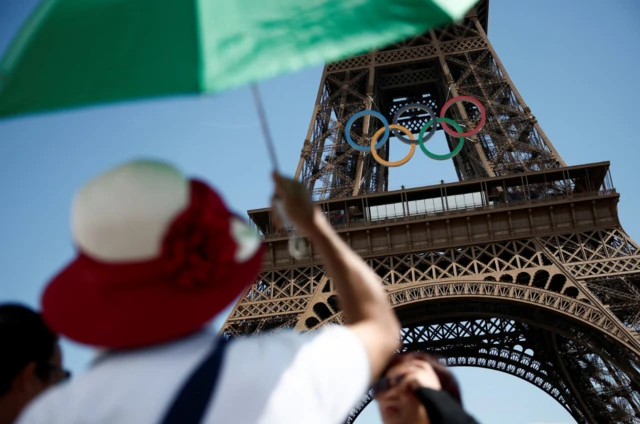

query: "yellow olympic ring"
xmin=370 ymin=125 xmax=416 ymax=167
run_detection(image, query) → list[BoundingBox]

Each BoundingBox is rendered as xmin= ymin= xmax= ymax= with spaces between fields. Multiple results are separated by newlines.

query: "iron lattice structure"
xmin=293 ymin=0 xmax=565 ymax=200
xmin=222 ymin=2 xmax=640 ymax=423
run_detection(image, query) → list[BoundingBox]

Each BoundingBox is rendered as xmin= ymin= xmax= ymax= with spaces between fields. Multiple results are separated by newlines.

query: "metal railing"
xmin=262 ymin=189 xmax=617 ymax=241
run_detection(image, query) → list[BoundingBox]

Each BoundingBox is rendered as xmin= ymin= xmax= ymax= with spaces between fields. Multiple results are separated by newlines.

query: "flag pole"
xmin=250 ymin=84 xmax=280 ymax=172
xmin=250 ymin=84 xmax=307 ymax=259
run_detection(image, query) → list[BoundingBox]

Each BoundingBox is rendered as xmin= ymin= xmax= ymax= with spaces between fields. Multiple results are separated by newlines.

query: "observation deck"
xmin=248 ymin=162 xmax=618 ymax=270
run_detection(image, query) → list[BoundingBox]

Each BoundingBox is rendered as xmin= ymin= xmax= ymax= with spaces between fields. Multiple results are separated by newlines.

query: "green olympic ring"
xmin=418 ymin=117 xmax=465 ymax=161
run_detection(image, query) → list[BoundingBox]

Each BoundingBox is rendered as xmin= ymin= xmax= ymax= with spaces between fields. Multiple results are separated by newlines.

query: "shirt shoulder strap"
xmin=159 ymin=336 xmax=231 ymax=424
xmin=413 ymin=387 xmax=480 ymax=424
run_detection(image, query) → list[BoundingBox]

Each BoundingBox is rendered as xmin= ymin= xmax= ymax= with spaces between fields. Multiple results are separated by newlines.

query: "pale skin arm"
xmin=272 ymin=173 xmax=401 ymax=379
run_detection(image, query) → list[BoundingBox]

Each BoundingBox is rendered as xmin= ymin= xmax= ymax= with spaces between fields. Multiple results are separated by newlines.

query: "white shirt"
xmin=16 ymin=325 xmax=369 ymax=424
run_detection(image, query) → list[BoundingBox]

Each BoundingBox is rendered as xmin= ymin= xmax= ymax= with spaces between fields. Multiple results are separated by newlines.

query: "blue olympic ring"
xmin=345 ymin=110 xmax=389 ymax=152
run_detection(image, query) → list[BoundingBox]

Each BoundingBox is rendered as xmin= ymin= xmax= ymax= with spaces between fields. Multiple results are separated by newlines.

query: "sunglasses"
xmin=371 ymin=374 xmax=406 ymax=397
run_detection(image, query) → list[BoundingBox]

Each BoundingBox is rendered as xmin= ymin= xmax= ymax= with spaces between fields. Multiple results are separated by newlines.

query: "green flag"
xmin=0 ymin=0 xmax=479 ymax=119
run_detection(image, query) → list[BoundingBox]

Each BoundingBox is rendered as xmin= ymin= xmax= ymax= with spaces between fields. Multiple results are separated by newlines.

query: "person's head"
xmin=41 ymin=160 xmax=263 ymax=350
xmin=374 ymin=352 xmax=461 ymax=424
xmin=0 ymin=304 xmax=67 ymax=422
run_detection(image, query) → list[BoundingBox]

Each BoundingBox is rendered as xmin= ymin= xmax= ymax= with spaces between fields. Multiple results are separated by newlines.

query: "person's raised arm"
xmin=272 ymin=173 xmax=400 ymax=379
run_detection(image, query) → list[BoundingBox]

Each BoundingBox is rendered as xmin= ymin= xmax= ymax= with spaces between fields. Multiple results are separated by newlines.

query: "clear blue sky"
xmin=1 ymin=1 xmax=639 ymax=423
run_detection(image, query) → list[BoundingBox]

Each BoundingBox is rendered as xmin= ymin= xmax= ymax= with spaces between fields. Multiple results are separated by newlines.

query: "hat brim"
xmin=42 ymin=240 xmax=263 ymax=350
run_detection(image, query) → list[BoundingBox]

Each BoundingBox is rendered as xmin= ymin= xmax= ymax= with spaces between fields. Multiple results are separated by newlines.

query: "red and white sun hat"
xmin=41 ymin=160 xmax=263 ymax=349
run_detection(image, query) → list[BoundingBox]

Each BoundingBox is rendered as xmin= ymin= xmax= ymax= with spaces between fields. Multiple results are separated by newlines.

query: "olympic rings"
xmin=371 ymin=125 xmax=416 ymax=167
xmin=344 ymin=95 xmax=485 ymax=166
xmin=345 ymin=110 xmax=389 ymax=152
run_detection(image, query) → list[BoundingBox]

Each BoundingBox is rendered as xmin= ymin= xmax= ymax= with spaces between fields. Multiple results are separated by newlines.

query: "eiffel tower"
xmin=221 ymin=2 xmax=640 ymax=422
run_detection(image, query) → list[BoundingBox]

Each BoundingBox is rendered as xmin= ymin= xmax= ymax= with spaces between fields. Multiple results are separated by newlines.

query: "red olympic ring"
xmin=439 ymin=96 xmax=486 ymax=138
